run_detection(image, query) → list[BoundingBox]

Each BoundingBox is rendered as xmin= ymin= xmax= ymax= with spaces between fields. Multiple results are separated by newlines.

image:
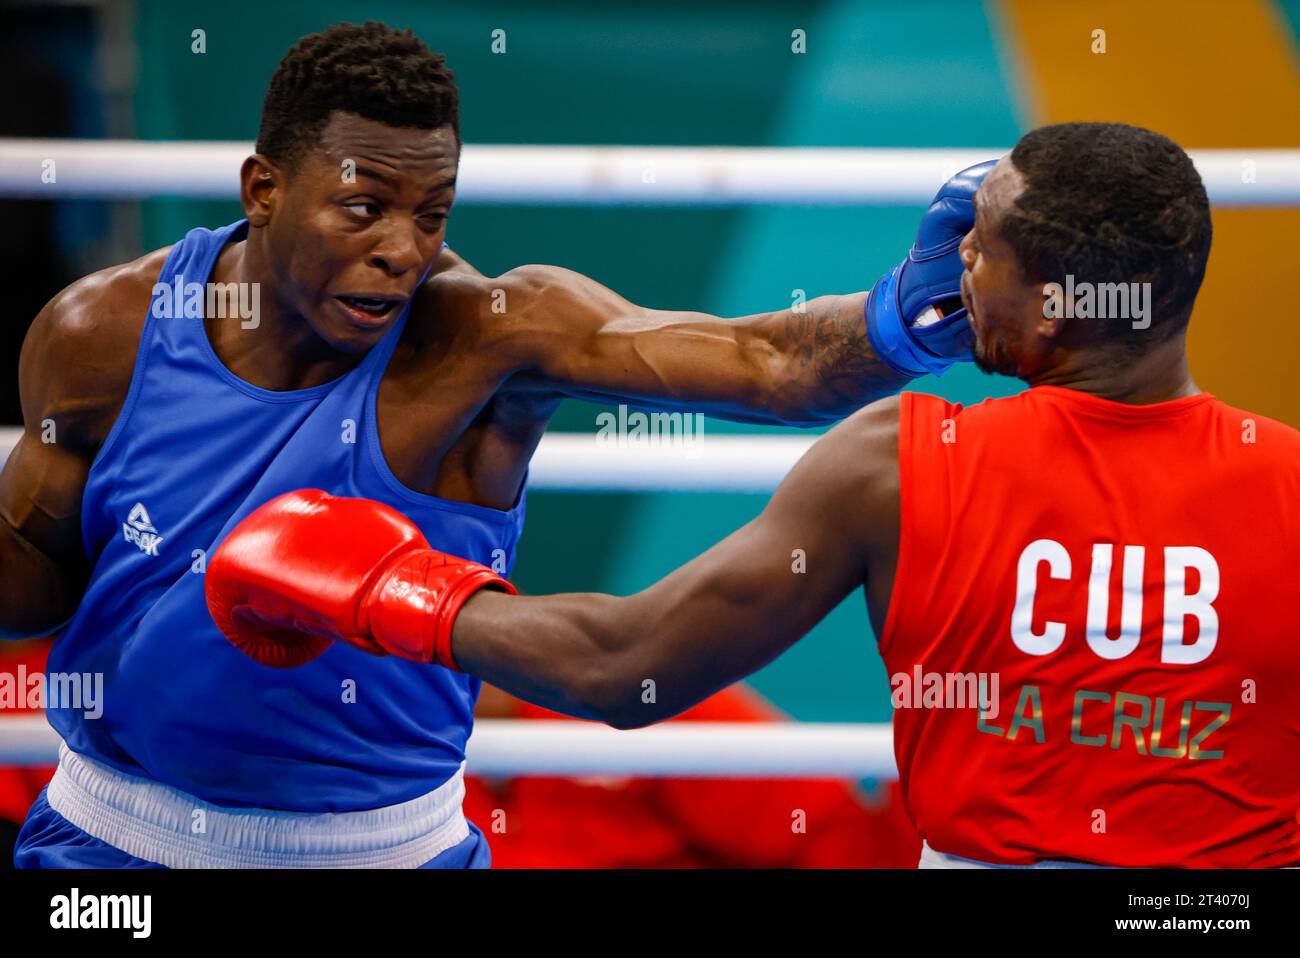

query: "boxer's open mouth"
xmin=336 ymin=295 xmax=404 ymax=325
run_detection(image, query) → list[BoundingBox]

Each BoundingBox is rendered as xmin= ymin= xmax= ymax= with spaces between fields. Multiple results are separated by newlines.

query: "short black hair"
xmin=1001 ymin=122 xmax=1212 ymax=348
xmin=256 ymin=21 xmax=459 ymax=170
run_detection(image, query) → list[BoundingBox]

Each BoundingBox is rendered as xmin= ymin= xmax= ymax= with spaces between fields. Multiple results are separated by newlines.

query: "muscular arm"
xmin=0 ymin=259 xmax=155 ymax=638
xmin=453 ymin=163 xmax=985 ymax=426
xmin=451 ymin=395 xmax=902 ymax=727
xmin=492 ymin=266 xmax=909 ymax=426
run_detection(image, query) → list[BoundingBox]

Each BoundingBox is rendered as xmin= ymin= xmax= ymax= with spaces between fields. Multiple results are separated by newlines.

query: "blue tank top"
xmin=49 ymin=220 xmax=527 ymax=812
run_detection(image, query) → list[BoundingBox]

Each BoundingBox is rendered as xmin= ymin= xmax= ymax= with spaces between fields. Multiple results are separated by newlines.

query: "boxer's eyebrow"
xmin=354 ymin=166 xmax=398 ymax=188
xmin=354 ymin=166 xmax=457 ymax=195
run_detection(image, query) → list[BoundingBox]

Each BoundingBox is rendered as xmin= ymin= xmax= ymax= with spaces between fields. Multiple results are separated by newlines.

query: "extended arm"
xmin=496 ymin=274 xmax=902 ymax=425
xmin=205 ymin=398 xmax=902 ymax=714
xmin=451 ymin=396 xmax=902 ymax=727
xmin=491 ymin=161 xmax=990 ymax=426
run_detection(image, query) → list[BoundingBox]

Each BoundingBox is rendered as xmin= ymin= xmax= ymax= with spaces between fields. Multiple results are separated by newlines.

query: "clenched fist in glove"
xmin=205 ymin=489 xmax=515 ymax=669
xmin=864 ymin=159 xmax=995 ymax=379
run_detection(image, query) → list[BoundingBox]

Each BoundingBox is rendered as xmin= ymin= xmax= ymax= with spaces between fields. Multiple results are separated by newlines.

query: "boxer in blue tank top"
xmin=0 ymin=23 xmax=975 ymax=867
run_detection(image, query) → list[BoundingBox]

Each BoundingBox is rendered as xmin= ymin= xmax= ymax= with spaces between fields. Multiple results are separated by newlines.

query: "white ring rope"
xmin=3 ymin=139 xmax=1299 ymax=206
xmin=0 ymin=428 xmax=814 ymax=493
xmin=528 ymin=432 xmax=813 ymax=493
xmin=0 ymin=716 xmax=897 ymax=778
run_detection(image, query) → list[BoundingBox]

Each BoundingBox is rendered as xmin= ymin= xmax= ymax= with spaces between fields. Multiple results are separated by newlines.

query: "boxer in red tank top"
xmin=882 ymin=386 xmax=1300 ymax=866
xmin=217 ymin=122 xmax=1300 ymax=867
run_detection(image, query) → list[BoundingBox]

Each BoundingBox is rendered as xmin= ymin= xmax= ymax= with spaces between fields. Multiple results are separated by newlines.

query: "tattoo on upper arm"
xmin=782 ymin=296 xmax=904 ymax=415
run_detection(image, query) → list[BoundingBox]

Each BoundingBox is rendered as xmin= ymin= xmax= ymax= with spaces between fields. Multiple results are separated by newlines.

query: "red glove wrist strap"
xmin=367 ymin=550 xmax=516 ymax=670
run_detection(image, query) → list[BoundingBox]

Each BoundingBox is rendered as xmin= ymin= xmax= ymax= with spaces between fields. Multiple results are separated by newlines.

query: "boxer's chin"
xmin=972 ymin=331 xmax=1011 ymax=377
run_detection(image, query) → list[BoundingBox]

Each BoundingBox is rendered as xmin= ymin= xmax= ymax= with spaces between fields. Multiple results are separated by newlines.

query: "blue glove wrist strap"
xmin=864 ymin=265 xmax=955 ymax=380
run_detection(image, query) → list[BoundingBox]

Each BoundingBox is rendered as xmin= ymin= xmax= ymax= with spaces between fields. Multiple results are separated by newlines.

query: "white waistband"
xmin=46 ymin=743 xmax=470 ymax=869
xmin=918 ymin=840 xmax=1110 ymax=869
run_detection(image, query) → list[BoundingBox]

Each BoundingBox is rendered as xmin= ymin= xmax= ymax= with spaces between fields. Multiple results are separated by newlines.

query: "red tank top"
xmin=881 ymin=386 xmax=1300 ymax=867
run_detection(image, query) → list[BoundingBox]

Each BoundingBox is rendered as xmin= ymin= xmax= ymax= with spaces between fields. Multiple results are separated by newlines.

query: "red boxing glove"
xmin=205 ymin=489 xmax=515 ymax=669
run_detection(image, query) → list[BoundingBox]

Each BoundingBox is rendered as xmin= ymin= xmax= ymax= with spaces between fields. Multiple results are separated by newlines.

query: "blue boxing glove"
xmin=865 ymin=160 xmax=995 ymax=379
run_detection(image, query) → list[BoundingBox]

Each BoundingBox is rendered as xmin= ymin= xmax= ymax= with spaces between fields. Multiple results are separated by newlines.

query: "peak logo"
xmin=123 ymin=502 xmax=164 ymax=556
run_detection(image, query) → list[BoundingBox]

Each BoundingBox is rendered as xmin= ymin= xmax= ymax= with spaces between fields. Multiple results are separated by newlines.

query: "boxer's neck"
xmin=205 ymin=235 xmax=371 ymax=393
xmin=1025 ymin=332 xmax=1200 ymax=405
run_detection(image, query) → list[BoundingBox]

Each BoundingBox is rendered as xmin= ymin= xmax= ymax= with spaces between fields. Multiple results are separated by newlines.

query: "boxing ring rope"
xmin=3 ymin=139 xmax=1300 ymax=205
xmin=3 ymin=429 xmax=812 ymax=492
xmin=0 ymin=715 xmax=896 ymax=777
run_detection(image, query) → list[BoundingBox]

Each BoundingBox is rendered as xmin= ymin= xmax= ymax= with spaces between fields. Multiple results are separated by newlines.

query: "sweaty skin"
xmin=0 ymin=111 xmax=906 ymax=638
xmin=448 ymin=155 xmax=1204 ymax=730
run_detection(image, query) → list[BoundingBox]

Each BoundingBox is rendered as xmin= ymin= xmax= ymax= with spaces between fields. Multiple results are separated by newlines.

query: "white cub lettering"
xmin=1011 ymin=539 xmax=1219 ymax=664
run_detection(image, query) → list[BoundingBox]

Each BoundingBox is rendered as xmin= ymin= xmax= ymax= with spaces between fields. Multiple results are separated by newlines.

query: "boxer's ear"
xmin=239 ymin=154 xmax=279 ymax=228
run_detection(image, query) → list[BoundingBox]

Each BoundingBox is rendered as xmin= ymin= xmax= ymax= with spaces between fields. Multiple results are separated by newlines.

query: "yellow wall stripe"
xmin=998 ymin=0 xmax=1300 ymax=425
